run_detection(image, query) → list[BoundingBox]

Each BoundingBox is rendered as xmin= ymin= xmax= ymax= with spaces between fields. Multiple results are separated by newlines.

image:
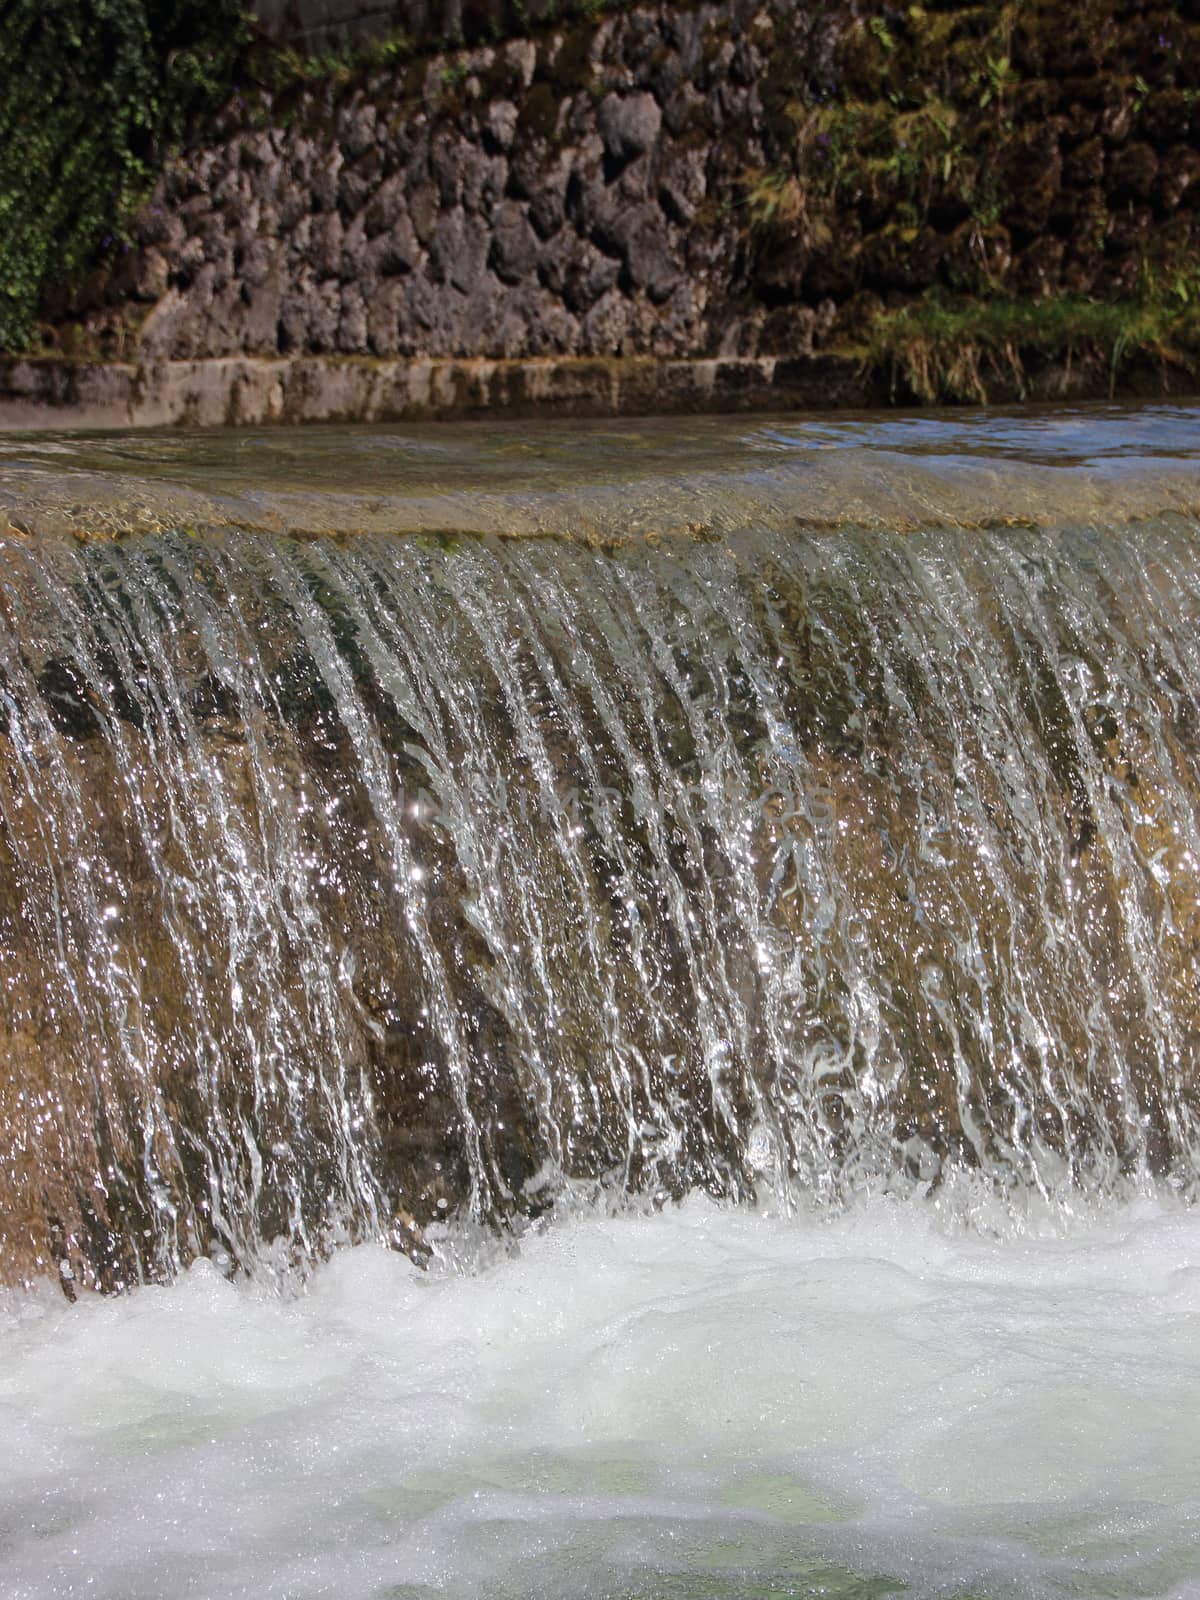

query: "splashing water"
xmin=1 ymin=407 xmax=1200 ymax=1596
xmin=5 ymin=1196 xmax=1200 ymax=1599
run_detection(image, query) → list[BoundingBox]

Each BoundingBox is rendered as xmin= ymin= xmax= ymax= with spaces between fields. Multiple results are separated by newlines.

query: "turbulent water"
xmin=2 ymin=405 xmax=1200 ymax=1596
xmin=6 ymin=1197 xmax=1200 ymax=1600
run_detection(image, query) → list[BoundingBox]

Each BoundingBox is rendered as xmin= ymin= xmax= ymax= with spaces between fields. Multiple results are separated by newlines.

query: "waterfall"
xmin=2 ymin=473 xmax=1200 ymax=1290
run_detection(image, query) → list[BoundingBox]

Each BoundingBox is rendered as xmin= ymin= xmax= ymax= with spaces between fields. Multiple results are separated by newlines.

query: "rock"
xmin=310 ymin=151 xmax=342 ymax=214
xmin=310 ymin=213 xmax=343 ymax=281
xmin=461 ymin=147 xmax=508 ymax=217
xmin=276 ymin=293 xmax=309 ymax=354
xmin=428 ymin=210 xmax=489 ymax=296
xmin=234 ymin=236 xmax=272 ymax=290
xmin=581 ymin=286 xmax=630 ymax=353
xmin=372 ymin=214 xmax=421 ymax=277
xmin=134 ymin=204 xmax=180 ymax=250
xmin=338 ymin=101 xmax=378 ymax=161
xmin=523 ymin=294 xmax=580 ymax=355
xmin=527 ymin=156 xmax=571 ymax=240
xmin=1108 ymin=142 xmax=1158 ymax=202
xmin=563 ymin=140 xmax=609 ymax=238
xmin=337 ymin=285 xmax=368 ymax=351
xmin=489 ymin=201 xmax=539 ymax=285
xmin=408 ymin=184 xmax=439 ymax=247
xmin=505 ymin=37 xmax=537 ymax=91
xmin=238 ymin=275 xmax=284 ymax=352
xmin=597 ymin=91 xmax=662 ymax=168
xmin=338 ymin=147 xmax=381 ymax=216
xmin=127 ymin=248 xmax=170 ymax=303
xmin=662 ymin=83 xmax=707 ymax=139
xmin=278 ymin=184 xmax=308 ymax=234
xmin=31 ymin=0 xmax=1195 ymax=388
xmin=540 ymin=235 xmax=620 ymax=314
xmin=614 ymin=152 xmax=654 ymax=206
xmin=658 ymin=144 xmax=707 ymax=225
xmin=366 ymin=279 xmax=404 ymax=355
xmin=364 ymin=177 xmax=404 ymax=240
xmin=307 ymin=280 xmax=341 ymax=350
xmin=486 ymin=283 xmax=548 ymax=357
xmin=617 ymin=204 xmax=679 ymax=302
xmin=430 ymin=130 xmax=467 ymax=209
xmin=338 ymin=222 xmax=369 ymax=284
xmin=482 ymin=100 xmax=520 ymax=153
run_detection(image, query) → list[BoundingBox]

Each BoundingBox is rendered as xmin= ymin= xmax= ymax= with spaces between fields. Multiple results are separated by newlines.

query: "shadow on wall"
xmin=252 ymin=0 xmax=596 ymax=47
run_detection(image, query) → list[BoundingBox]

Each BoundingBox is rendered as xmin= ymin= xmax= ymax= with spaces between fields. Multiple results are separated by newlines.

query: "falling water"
xmin=1 ymin=413 xmax=1199 ymax=1288
xmin=3 ymin=410 xmax=1200 ymax=1599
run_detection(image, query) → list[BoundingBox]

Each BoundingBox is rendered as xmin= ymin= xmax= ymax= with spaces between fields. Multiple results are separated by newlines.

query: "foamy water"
xmin=3 ymin=1194 xmax=1199 ymax=1599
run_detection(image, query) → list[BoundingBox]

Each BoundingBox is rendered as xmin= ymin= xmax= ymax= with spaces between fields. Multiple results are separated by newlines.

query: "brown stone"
xmin=1108 ymin=141 xmax=1159 ymax=202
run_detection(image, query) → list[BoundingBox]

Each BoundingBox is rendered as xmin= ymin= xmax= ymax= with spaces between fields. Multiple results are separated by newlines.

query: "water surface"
xmin=2 ymin=404 xmax=1200 ymax=1598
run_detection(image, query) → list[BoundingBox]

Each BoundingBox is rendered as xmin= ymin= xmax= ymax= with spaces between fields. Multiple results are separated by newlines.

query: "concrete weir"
xmin=0 ymin=352 xmax=879 ymax=431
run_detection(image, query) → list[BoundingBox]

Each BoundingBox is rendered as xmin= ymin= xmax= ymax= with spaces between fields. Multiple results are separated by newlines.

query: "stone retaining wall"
xmin=19 ymin=0 xmax=1200 ymax=420
xmin=78 ymin=1 xmax=797 ymax=371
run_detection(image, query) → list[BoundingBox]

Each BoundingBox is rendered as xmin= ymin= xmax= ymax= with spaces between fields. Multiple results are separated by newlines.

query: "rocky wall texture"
xmin=71 ymin=0 xmax=800 ymax=368
xmin=31 ymin=0 xmax=1200 ymax=398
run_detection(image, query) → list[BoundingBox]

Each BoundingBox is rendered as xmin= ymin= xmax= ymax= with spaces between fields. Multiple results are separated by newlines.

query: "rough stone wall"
xmin=67 ymin=0 xmax=842 ymax=366
xmin=48 ymin=0 xmax=1200 ymax=375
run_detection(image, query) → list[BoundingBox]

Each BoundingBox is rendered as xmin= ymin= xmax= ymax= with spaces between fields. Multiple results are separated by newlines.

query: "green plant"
xmin=256 ymin=27 xmax=417 ymax=94
xmin=742 ymin=170 xmax=810 ymax=230
xmin=439 ymin=59 xmax=470 ymax=92
xmin=864 ymin=291 xmax=1200 ymax=404
xmin=976 ymin=52 xmax=1016 ymax=106
xmin=0 ymin=0 xmax=250 ymax=352
xmin=867 ymin=16 xmax=895 ymax=54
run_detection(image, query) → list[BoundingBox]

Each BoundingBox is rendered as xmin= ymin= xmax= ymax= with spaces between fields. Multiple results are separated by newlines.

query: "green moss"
xmin=254 ymin=26 xmax=416 ymax=95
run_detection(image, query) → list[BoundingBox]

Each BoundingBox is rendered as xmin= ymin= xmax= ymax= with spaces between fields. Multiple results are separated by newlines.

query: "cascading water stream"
xmin=1 ymin=426 xmax=1199 ymax=1288
xmin=7 ymin=411 xmax=1200 ymax=1600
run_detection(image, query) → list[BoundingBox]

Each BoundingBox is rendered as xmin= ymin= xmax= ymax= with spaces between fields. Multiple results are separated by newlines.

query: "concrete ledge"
xmin=4 ymin=351 xmax=1190 ymax=433
xmin=0 ymin=353 xmax=884 ymax=432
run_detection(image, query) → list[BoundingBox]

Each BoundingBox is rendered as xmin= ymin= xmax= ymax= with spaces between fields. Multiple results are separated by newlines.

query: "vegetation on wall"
xmin=5 ymin=0 xmax=1200 ymax=405
xmin=864 ymin=291 xmax=1200 ymax=403
xmin=747 ymin=0 xmax=1200 ymax=399
xmin=0 ymin=0 xmax=251 ymax=352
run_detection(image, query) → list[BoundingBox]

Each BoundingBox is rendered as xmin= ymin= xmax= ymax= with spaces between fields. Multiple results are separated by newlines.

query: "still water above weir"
xmin=1 ymin=405 xmax=1200 ymax=1599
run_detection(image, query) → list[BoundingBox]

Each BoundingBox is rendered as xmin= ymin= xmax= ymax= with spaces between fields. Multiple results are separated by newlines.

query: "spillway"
xmin=1 ymin=406 xmax=1199 ymax=1598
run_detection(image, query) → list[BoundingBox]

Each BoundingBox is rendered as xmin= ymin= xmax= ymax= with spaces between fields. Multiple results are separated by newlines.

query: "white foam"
xmin=3 ymin=1194 xmax=1200 ymax=1599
